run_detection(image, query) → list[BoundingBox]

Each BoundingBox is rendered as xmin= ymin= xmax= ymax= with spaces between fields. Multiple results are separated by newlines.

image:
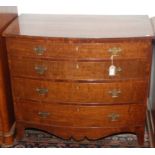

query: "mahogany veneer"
xmin=3 ymin=14 xmax=154 ymax=146
xmin=13 ymin=79 xmax=147 ymax=104
xmin=0 ymin=6 xmax=17 ymax=146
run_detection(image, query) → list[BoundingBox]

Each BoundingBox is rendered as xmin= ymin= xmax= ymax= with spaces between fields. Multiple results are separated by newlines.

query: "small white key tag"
xmin=109 ymin=55 xmax=116 ymax=76
xmin=109 ymin=65 xmax=116 ymax=76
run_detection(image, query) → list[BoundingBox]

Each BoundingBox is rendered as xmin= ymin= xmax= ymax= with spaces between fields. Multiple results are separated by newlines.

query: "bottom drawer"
xmin=16 ymin=101 xmax=146 ymax=128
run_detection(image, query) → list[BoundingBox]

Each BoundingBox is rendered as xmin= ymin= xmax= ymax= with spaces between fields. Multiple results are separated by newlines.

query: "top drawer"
xmin=6 ymin=38 xmax=151 ymax=59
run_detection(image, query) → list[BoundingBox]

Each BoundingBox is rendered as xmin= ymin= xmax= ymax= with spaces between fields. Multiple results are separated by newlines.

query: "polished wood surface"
xmin=13 ymin=78 xmax=147 ymax=104
xmin=16 ymin=102 xmax=145 ymax=128
xmin=0 ymin=6 xmax=17 ymax=146
xmin=6 ymin=38 xmax=151 ymax=59
xmin=3 ymin=15 xmax=153 ymax=146
xmin=15 ymin=121 xmax=145 ymax=144
xmin=3 ymin=14 xmax=153 ymax=39
xmin=0 ymin=6 xmax=17 ymax=33
xmin=9 ymin=58 xmax=149 ymax=81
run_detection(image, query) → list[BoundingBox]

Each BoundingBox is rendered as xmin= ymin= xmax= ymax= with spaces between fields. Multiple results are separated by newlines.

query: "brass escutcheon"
xmin=34 ymin=65 xmax=47 ymax=75
xmin=34 ymin=46 xmax=46 ymax=55
xmin=108 ymin=113 xmax=120 ymax=121
xmin=36 ymin=88 xmax=48 ymax=95
xmin=108 ymin=89 xmax=121 ymax=98
xmin=108 ymin=47 xmax=122 ymax=56
xmin=38 ymin=112 xmax=50 ymax=118
xmin=116 ymin=67 xmax=122 ymax=73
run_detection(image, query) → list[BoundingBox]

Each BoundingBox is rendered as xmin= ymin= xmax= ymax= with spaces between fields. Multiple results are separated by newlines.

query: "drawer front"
xmin=10 ymin=58 xmax=149 ymax=80
xmin=10 ymin=58 xmax=73 ymax=80
xmin=13 ymin=78 xmax=147 ymax=104
xmin=16 ymin=102 xmax=146 ymax=127
xmin=7 ymin=38 xmax=151 ymax=59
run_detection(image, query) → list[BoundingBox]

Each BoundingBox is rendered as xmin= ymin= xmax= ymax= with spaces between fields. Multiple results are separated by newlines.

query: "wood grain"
xmin=6 ymin=38 xmax=151 ymax=59
xmin=12 ymin=78 xmax=147 ymax=104
xmin=0 ymin=6 xmax=17 ymax=146
xmin=0 ymin=6 xmax=17 ymax=33
xmin=10 ymin=57 xmax=149 ymax=81
xmin=4 ymin=15 xmax=153 ymax=145
xmin=16 ymin=101 xmax=145 ymax=128
xmin=3 ymin=14 xmax=153 ymax=39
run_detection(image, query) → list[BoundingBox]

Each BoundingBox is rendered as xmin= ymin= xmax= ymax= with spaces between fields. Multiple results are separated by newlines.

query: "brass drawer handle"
xmin=116 ymin=67 xmax=122 ymax=73
xmin=38 ymin=112 xmax=50 ymax=118
xmin=34 ymin=65 xmax=47 ymax=75
xmin=108 ymin=89 xmax=121 ymax=98
xmin=36 ymin=88 xmax=48 ymax=95
xmin=108 ymin=113 xmax=120 ymax=121
xmin=108 ymin=47 xmax=122 ymax=56
xmin=34 ymin=46 xmax=46 ymax=55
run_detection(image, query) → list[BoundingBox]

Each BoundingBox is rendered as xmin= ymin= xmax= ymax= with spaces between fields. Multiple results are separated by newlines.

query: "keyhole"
xmin=75 ymin=46 xmax=79 ymax=52
xmin=76 ymin=63 xmax=79 ymax=69
xmin=77 ymin=107 xmax=80 ymax=112
xmin=76 ymin=85 xmax=79 ymax=90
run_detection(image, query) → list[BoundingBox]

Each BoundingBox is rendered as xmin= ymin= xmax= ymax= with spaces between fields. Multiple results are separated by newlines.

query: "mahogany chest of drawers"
xmin=3 ymin=14 xmax=153 ymax=145
xmin=0 ymin=6 xmax=17 ymax=146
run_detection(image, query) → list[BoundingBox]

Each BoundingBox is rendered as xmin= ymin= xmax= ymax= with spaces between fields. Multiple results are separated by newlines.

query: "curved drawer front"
xmin=10 ymin=58 xmax=149 ymax=80
xmin=16 ymin=102 xmax=145 ymax=127
xmin=10 ymin=58 xmax=73 ymax=80
xmin=13 ymin=78 xmax=147 ymax=104
xmin=7 ymin=38 xmax=150 ymax=59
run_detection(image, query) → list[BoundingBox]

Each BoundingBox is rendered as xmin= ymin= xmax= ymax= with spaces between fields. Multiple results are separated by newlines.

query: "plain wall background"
xmin=0 ymin=0 xmax=155 ymax=17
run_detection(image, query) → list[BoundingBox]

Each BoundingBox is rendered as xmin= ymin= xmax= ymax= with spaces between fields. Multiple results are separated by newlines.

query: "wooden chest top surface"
xmin=0 ymin=6 xmax=17 ymax=33
xmin=3 ymin=14 xmax=153 ymax=39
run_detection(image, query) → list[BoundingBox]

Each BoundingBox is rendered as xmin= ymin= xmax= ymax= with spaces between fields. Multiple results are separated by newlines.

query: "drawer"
xmin=16 ymin=102 xmax=146 ymax=127
xmin=7 ymin=38 xmax=151 ymax=59
xmin=10 ymin=58 xmax=149 ymax=80
xmin=13 ymin=78 xmax=147 ymax=104
xmin=10 ymin=58 xmax=73 ymax=80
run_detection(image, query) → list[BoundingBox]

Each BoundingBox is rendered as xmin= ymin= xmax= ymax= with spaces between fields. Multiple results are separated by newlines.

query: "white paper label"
xmin=109 ymin=65 xmax=116 ymax=76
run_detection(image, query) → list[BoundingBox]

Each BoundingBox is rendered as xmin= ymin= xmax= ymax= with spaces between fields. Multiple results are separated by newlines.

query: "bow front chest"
xmin=3 ymin=15 xmax=153 ymax=145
